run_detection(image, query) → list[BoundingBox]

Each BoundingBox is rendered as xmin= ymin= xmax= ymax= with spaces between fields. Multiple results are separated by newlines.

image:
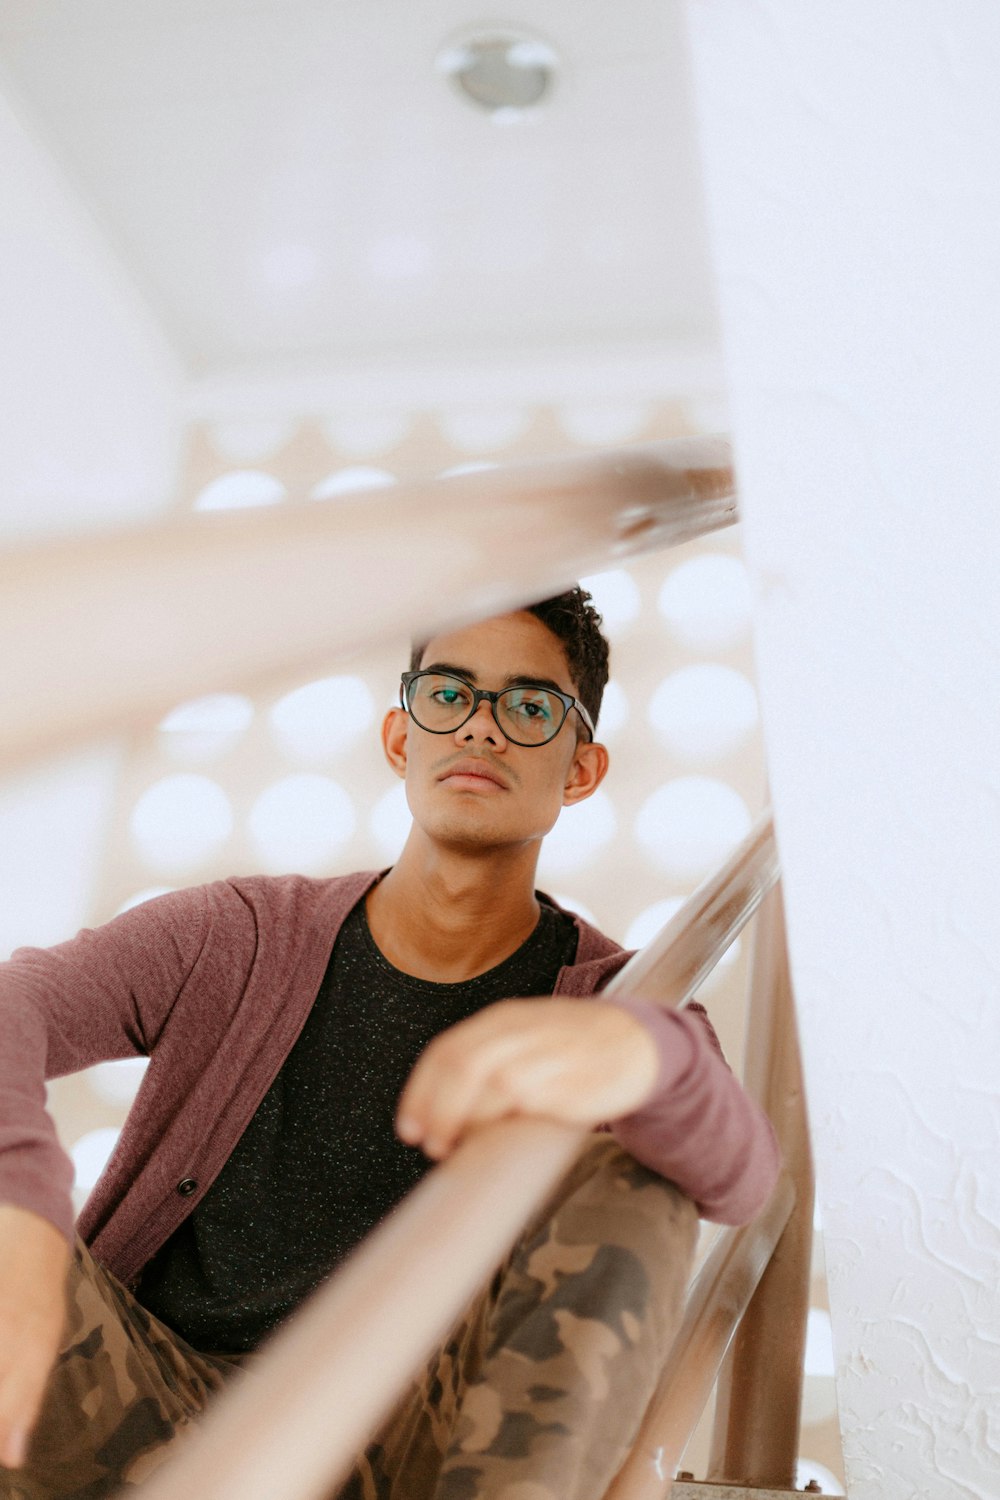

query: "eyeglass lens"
xmin=407 ymin=673 xmax=565 ymax=743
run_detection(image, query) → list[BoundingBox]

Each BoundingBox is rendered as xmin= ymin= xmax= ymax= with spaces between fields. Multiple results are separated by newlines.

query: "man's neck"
xmin=365 ymin=835 xmax=542 ymax=983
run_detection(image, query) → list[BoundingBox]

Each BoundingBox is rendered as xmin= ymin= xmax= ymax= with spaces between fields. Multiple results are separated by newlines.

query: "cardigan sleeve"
xmin=600 ymin=994 xmax=782 ymax=1226
xmin=0 ymin=884 xmax=233 ymax=1240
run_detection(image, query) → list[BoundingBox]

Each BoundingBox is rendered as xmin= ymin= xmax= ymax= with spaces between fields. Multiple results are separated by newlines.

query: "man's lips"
xmin=437 ymin=759 xmax=510 ymax=790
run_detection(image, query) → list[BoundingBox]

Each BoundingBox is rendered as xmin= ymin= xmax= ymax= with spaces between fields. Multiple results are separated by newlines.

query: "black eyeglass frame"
xmin=399 ymin=670 xmax=595 ymax=746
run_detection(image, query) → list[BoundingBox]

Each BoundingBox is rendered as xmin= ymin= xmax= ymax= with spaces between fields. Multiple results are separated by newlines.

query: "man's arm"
xmin=0 ymin=883 xmax=233 ymax=1466
xmin=395 ymin=995 xmax=781 ymax=1225
xmin=0 ymin=881 xmax=242 ymax=1236
xmin=599 ymin=996 xmax=782 ymax=1225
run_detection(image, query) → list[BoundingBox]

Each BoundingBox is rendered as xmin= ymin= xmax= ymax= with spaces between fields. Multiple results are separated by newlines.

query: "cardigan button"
xmin=177 ymin=1177 xmax=198 ymax=1197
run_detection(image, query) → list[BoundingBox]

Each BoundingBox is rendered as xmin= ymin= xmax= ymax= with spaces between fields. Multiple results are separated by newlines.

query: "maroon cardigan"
xmin=0 ymin=872 xmax=780 ymax=1284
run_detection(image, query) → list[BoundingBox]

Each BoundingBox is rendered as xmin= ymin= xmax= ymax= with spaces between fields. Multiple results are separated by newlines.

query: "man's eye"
xmin=508 ymin=693 xmax=554 ymax=721
xmin=431 ymin=687 xmax=469 ymax=706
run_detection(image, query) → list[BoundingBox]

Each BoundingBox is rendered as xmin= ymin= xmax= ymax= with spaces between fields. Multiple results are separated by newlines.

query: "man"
xmin=0 ymin=588 xmax=779 ymax=1499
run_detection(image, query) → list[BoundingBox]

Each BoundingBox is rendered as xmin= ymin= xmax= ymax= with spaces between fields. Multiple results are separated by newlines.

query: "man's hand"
xmin=396 ymin=998 xmax=659 ymax=1160
xmin=0 ymin=1204 xmax=70 ymax=1470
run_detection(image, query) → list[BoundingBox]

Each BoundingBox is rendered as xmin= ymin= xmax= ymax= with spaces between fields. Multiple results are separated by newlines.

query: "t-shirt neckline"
xmin=351 ymin=896 xmax=574 ymax=993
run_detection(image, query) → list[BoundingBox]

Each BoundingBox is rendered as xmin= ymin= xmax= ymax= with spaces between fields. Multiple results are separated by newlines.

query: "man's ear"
xmin=381 ymin=707 xmax=409 ymax=780
xmin=561 ymin=739 xmax=610 ymax=808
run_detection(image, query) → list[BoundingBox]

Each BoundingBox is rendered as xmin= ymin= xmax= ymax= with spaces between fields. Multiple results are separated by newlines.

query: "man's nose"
xmin=457 ymin=698 xmax=507 ymax=747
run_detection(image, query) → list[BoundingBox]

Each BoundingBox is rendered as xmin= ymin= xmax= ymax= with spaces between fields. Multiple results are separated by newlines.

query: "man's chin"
xmin=424 ymin=816 xmax=540 ymax=858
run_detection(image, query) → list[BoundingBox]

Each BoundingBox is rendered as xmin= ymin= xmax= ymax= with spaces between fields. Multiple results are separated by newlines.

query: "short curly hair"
xmin=409 ymin=586 xmax=610 ymax=731
xmin=523 ymin=587 xmax=610 ymax=728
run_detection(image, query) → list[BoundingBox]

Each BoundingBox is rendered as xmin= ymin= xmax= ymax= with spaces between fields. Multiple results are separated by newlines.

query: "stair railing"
xmin=706 ymin=884 xmax=814 ymax=1491
xmin=0 ymin=433 xmax=734 ymax=770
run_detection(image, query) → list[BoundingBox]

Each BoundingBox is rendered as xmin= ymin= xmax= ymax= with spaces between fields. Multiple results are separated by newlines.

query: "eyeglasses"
xmin=400 ymin=670 xmax=595 ymax=747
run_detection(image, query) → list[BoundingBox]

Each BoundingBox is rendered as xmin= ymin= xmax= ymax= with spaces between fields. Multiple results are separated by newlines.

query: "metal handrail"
xmin=0 ymin=434 xmax=734 ymax=769
xmin=615 ymin=811 xmax=778 ymax=1007
xmin=133 ymin=813 xmax=778 ymax=1500
xmin=707 ymin=884 xmax=814 ymax=1489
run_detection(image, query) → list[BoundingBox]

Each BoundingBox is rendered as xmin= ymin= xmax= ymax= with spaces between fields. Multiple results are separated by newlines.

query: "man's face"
xmin=382 ymin=610 xmax=609 ymax=856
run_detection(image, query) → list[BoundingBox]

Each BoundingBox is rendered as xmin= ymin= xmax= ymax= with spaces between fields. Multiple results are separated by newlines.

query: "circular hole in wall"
xmin=538 ymin=791 xmax=617 ymax=878
xmin=248 ymin=776 xmax=357 ymax=874
xmin=208 ymin=420 xmax=294 ymax=463
xmin=322 ymin=411 xmax=411 ymax=457
xmin=114 ymin=887 xmax=175 ymax=916
xmin=648 ymin=665 xmax=759 ymax=763
xmin=268 ymin=676 xmax=375 ymax=763
xmin=71 ymin=1128 xmax=121 ymax=1197
xmin=633 ymin=778 xmax=751 ymax=882
xmin=579 ymin=569 xmax=642 ymax=636
xmin=311 ymin=467 xmax=397 ymax=500
xmin=595 ymin=680 xmax=628 ymax=741
xmin=130 ymin=776 xmax=234 ymax=874
xmin=558 ymin=403 xmax=650 ymax=445
xmin=658 ymin=555 xmax=753 ymax=652
xmin=158 ymin=694 xmax=254 ymax=763
xmin=439 ymin=408 xmax=529 ymax=451
xmin=87 ymin=1058 xmax=150 ymax=1107
xmin=370 ymin=784 xmax=413 ymax=863
xmin=193 ymin=471 xmax=286 ymax=511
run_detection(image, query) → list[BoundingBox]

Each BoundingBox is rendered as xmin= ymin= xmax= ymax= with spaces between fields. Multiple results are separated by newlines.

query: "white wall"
xmin=0 ymin=78 xmax=181 ymax=540
xmin=0 ymin=747 xmax=122 ymax=961
xmin=0 ymin=75 xmax=182 ymax=947
xmin=686 ymin=4 xmax=1000 ymax=1495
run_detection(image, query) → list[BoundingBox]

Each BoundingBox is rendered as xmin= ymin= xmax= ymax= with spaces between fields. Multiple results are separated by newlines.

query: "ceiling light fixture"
xmin=436 ymin=28 xmax=559 ymax=122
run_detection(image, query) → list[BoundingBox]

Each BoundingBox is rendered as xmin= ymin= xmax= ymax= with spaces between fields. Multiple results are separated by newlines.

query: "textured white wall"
xmin=685 ymin=4 xmax=1000 ymax=1495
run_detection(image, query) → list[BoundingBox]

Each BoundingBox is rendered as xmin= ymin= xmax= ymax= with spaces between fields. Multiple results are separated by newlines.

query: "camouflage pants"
xmin=1 ymin=1139 xmax=697 ymax=1500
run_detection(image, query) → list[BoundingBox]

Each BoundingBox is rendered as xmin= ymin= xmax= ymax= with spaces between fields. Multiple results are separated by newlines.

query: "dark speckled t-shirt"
xmin=135 ymin=895 xmax=578 ymax=1353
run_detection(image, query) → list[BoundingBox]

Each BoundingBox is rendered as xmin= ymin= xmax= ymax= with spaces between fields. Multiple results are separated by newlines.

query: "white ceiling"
xmin=0 ymin=0 xmax=719 ymax=384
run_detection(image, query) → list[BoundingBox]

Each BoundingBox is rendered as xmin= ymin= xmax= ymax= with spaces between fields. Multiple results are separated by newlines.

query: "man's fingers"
xmin=398 ymin=1016 xmax=586 ymax=1156
xmin=424 ymin=1050 xmax=561 ymax=1151
xmin=396 ymin=1021 xmax=526 ymax=1156
xmin=396 ymin=998 xmax=661 ymax=1160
